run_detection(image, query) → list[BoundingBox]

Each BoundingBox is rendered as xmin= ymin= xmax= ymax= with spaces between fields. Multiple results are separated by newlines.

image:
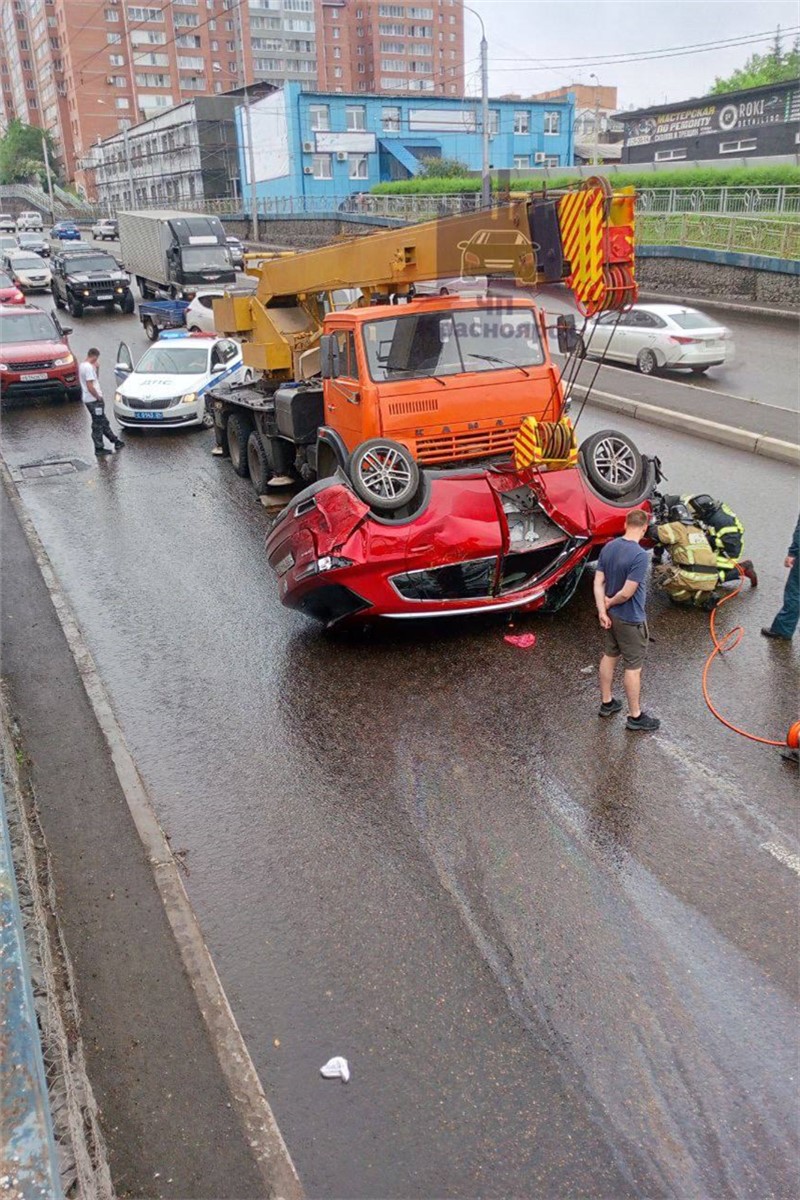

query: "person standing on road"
xmin=79 ymin=348 xmax=124 ymax=457
xmin=761 ymin=514 xmax=800 ymax=641
xmin=594 ymin=508 xmax=660 ymax=733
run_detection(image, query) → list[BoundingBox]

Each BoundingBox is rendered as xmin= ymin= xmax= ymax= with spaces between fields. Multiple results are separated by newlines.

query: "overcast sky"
xmin=466 ymin=0 xmax=799 ymax=109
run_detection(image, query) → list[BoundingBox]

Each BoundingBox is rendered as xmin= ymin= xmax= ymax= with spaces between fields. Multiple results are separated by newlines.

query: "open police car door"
xmin=115 ymin=340 xmax=133 ymax=385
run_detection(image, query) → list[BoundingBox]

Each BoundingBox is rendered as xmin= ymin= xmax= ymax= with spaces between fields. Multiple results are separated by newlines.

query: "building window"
xmin=110 ymin=74 xmax=126 ymax=85
xmin=333 ymin=66 xmax=342 ymax=78
xmin=115 ymin=96 xmax=129 ymax=108
xmin=333 ymin=46 xmax=340 ymax=58
xmin=309 ymin=103 xmax=329 ymax=131
xmin=544 ymin=155 xmax=559 ymax=167
xmin=312 ymin=152 xmax=331 ymax=178
xmin=543 ymin=111 xmax=560 ymax=135
xmin=513 ymin=110 xmax=529 ymax=135
xmin=513 ymin=155 xmax=530 ymax=169
xmin=104 ymin=8 xmax=119 ymax=19
xmin=357 ymin=63 xmax=365 ymax=73
xmin=109 ymin=53 xmax=125 ymax=64
xmin=127 ymin=6 xmax=163 ymax=20
xmin=382 ymin=105 xmax=401 ymax=131
xmin=348 ymin=153 xmax=368 ymax=179
xmin=346 ymin=105 xmax=365 ymax=131
xmin=332 ymin=26 xmax=339 ymax=37
xmin=488 ymin=108 xmax=499 ymax=135
xmin=719 ymin=137 xmax=757 ymax=154
xmin=654 ymin=148 xmax=686 ymax=161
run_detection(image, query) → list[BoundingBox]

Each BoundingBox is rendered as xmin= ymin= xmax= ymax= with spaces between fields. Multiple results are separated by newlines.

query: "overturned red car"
xmin=265 ymin=428 xmax=660 ymax=630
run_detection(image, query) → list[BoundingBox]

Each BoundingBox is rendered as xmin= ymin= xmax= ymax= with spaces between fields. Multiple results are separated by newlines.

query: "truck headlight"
xmin=180 ymin=392 xmax=197 ymax=405
xmin=53 ymin=354 xmax=74 ymax=367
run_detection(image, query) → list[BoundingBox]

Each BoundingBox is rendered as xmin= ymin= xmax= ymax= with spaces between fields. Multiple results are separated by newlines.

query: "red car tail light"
xmin=669 ymin=335 xmax=700 ymax=345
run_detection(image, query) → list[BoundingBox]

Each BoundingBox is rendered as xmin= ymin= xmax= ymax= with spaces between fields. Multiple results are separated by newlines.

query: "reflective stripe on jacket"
xmin=655 ymin=521 xmax=719 ymax=591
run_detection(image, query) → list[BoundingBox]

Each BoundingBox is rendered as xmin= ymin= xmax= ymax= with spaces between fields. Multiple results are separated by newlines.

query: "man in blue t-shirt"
xmin=594 ymin=508 xmax=660 ymax=732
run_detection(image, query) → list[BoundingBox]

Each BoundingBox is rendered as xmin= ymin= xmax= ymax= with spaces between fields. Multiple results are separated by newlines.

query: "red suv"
xmin=0 ymin=303 xmax=80 ymax=403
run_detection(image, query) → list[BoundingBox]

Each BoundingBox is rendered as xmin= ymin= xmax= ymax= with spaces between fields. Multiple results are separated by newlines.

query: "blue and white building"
xmin=238 ymin=82 xmax=574 ymax=201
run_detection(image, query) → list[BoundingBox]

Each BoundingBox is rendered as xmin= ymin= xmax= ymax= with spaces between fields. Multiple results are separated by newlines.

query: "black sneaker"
xmin=761 ymin=627 xmax=790 ymax=641
xmin=95 ymin=447 xmax=112 ymax=455
xmin=114 ymin=439 xmax=125 ymax=448
xmin=626 ymin=711 xmax=660 ymax=732
xmin=599 ymin=698 xmax=623 ymax=718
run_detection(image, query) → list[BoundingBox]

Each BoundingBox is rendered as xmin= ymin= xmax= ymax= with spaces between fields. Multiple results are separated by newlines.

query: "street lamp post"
xmin=590 ymin=73 xmax=600 ymax=168
xmin=463 ymin=5 xmax=490 ymax=209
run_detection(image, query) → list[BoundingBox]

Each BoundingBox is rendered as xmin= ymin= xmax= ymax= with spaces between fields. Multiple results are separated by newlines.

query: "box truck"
xmin=118 ymin=210 xmax=236 ymax=299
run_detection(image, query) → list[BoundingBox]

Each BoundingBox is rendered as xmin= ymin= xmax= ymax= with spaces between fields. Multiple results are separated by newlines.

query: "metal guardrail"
xmin=0 ymin=775 xmax=63 ymax=1200
xmin=637 ymin=213 xmax=800 ymax=260
xmin=635 ymin=185 xmax=800 ymax=216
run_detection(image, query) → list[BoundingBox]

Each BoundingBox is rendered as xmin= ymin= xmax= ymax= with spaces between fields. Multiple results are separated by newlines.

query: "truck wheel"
xmin=579 ymin=429 xmax=643 ymax=499
xmin=68 ymin=295 xmax=83 ymax=318
xmin=122 ymin=291 xmax=135 ymax=315
xmin=143 ymin=317 xmax=157 ymax=341
xmin=227 ymin=412 xmax=253 ymax=477
xmin=349 ymin=438 xmax=420 ymax=512
xmin=52 ymin=285 xmax=64 ymax=310
xmin=247 ymin=431 xmax=271 ymax=494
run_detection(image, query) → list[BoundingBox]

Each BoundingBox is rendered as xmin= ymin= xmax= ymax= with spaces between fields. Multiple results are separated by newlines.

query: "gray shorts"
xmin=603 ymin=616 xmax=649 ymax=669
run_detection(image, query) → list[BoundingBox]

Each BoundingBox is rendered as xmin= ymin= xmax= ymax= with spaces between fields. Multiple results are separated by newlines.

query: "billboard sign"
xmin=625 ymin=89 xmax=791 ymax=147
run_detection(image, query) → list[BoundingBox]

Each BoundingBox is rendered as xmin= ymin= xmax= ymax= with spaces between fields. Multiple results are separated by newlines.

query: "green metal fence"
xmin=636 ymin=213 xmax=800 ymax=260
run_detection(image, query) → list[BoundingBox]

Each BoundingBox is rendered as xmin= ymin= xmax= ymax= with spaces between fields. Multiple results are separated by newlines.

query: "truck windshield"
xmin=135 ymin=346 xmax=209 ymax=375
xmin=66 ymin=255 xmax=118 ymax=272
xmin=362 ymin=306 xmax=544 ymax=382
xmin=181 ymin=246 xmax=230 ymax=271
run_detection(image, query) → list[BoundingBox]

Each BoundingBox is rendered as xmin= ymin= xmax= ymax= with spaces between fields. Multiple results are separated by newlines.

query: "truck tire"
xmin=68 ymin=294 xmax=83 ymax=318
xmin=247 ymin=431 xmax=271 ymax=494
xmin=52 ymin=285 xmax=64 ymax=310
xmin=349 ymin=438 xmax=420 ymax=512
xmin=579 ymin=429 xmax=643 ymax=499
xmin=143 ymin=317 xmax=157 ymax=342
xmin=122 ymin=291 xmax=135 ymax=315
xmin=227 ymin=412 xmax=253 ymax=477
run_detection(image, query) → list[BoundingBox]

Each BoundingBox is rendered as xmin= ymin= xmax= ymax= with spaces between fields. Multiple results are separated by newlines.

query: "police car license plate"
xmin=21 ymin=372 xmax=48 ymax=381
xmin=134 ymin=411 xmax=163 ymax=420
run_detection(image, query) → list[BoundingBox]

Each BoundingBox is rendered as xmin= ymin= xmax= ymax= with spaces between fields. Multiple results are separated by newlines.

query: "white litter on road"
xmin=760 ymin=841 xmax=800 ymax=878
xmin=320 ymin=1056 xmax=350 ymax=1084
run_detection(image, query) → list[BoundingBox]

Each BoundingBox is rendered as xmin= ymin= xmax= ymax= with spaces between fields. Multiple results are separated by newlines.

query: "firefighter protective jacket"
xmin=655 ymin=520 xmax=720 ymax=593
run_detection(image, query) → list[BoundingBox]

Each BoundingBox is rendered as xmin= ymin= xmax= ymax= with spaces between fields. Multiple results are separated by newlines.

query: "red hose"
xmin=702 ymin=567 xmax=788 ymax=747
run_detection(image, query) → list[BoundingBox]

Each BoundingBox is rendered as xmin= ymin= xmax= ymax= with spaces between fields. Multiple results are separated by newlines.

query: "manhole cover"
xmin=13 ymin=458 xmax=89 ymax=482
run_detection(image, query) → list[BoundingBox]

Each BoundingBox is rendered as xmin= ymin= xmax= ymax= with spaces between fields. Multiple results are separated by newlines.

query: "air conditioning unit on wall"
xmin=534 ymin=151 xmax=546 ymax=163
xmin=302 ymin=140 xmax=314 ymax=152
xmin=303 ymin=165 xmax=313 ymax=174
xmin=336 ymin=151 xmax=348 ymax=161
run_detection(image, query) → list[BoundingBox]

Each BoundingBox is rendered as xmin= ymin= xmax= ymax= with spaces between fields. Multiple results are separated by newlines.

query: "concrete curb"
xmin=574 ymin=385 xmax=800 ymax=465
xmin=638 ymin=290 xmax=799 ymax=321
xmin=1 ymin=460 xmax=304 ymax=1200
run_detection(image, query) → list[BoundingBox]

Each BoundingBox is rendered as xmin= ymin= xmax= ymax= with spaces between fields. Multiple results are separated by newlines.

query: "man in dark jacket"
xmin=762 ymin=515 xmax=800 ymax=641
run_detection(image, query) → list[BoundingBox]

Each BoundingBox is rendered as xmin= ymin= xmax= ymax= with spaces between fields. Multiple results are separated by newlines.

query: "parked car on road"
xmin=17 ymin=231 xmax=50 ymax=257
xmin=91 ymin=218 xmax=118 ymax=240
xmin=51 ymin=247 xmax=134 ymax=316
xmin=225 ymin=236 xmax=244 ymax=270
xmin=0 ymin=270 xmax=25 ymax=305
xmin=2 ymin=250 xmax=52 ymax=291
xmin=50 ymin=221 xmax=82 ymax=241
xmin=185 ymin=281 xmax=257 ymax=333
xmin=113 ymin=332 xmax=254 ymax=429
xmin=0 ymin=303 xmax=80 ymax=403
xmin=0 ymin=235 xmax=19 ymax=255
xmin=0 ymin=214 xmax=16 ymax=233
xmin=581 ymin=304 xmax=733 ymax=376
xmin=17 ymin=210 xmax=44 ymax=231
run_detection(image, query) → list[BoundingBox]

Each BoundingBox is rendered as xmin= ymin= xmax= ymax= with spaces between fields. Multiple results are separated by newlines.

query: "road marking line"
xmin=760 ymin=842 xmax=800 ymax=877
xmin=1 ymin=457 xmax=303 ymax=1200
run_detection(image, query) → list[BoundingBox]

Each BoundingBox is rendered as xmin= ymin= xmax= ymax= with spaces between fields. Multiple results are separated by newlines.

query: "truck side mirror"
xmin=556 ymin=313 xmax=579 ymax=354
xmin=319 ymin=333 xmax=340 ymax=379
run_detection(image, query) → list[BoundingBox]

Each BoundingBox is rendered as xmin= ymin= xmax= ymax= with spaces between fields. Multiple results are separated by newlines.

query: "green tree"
xmin=0 ymin=120 xmax=59 ymax=185
xmin=418 ymin=155 xmax=471 ymax=179
xmin=709 ymin=30 xmax=799 ymax=94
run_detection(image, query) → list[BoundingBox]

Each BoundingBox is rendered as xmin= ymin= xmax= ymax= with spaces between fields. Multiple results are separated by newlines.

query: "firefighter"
xmin=663 ymin=493 xmax=757 ymax=587
xmin=650 ymin=503 xmax=722 ymax=610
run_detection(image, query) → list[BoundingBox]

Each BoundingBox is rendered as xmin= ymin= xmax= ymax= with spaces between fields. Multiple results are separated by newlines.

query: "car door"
xmin=115 ymin=341 xmax=134 ymax=384
xmin=624 ymin=310 xmax=662 ymax=363
xmin=587 ymin=311 xmax=618 ymax=357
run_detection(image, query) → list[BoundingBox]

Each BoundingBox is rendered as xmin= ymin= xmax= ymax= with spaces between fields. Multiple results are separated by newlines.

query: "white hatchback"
xmin=113 ymin=332 xmax=254 ymax=429
xmin=582 ymin=304 xmax=733 ymax=376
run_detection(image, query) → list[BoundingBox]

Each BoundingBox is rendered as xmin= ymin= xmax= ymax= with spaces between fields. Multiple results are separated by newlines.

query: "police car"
xmin=113 ymin=331 xmax=254 ymax=429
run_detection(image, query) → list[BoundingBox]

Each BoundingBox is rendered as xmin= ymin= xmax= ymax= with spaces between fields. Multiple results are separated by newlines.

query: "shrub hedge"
xmin=371 ymin=164 xmax=800 ymax=195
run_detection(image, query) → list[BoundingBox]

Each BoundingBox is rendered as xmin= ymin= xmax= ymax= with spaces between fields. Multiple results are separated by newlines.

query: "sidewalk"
xmin=1 ymin=483 xmax=274 ymax=1200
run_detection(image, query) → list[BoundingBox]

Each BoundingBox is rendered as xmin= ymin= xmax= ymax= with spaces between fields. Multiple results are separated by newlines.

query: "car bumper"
xmin=113 ymin=399 xmax=205 ymax=428
xmin=17 ymin=280 xmax=51 ymax=291
xmin=663 ymin=342 xmax=733 ymax=368
xmin=1 ymin=373 xmax=78 ymax=402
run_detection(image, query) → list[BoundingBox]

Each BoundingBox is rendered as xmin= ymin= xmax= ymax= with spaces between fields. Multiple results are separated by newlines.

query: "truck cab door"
xmin=115 ymin=341 xmax=134 ymax=384
xmin=323 ymin=328 xmax=364 ymax=454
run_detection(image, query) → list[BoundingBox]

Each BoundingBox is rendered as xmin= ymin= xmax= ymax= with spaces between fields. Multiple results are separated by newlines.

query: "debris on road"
xmin=320 ymin=1056 xmax=350 ymax=1084
xmin=504 ymin=633 xmax=537 ymax=649
xmin=579 ymin=665 xmax=595 ymax=674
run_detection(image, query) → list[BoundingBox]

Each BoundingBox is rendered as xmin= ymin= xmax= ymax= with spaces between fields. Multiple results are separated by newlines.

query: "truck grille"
xmin=387 ymin=397 xmax=439 ymax=418
xmin=415 ymin=425 xmax=517 ymax=464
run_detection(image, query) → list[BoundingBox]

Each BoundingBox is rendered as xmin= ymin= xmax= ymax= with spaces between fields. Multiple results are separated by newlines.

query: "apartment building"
xmin=1 ymin=0 xmax=41 ymax=132
xmin=316 ymin=0 xmax=464 ymax=96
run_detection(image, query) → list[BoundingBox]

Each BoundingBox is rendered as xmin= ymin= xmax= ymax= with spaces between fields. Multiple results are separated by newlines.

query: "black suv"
xmin=51 ymin=247 xmax=134 ymax=317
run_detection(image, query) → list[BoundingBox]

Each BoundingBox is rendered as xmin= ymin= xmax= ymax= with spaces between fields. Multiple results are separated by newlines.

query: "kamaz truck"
xmin=117 ymin=210 xmax=236 ymax=300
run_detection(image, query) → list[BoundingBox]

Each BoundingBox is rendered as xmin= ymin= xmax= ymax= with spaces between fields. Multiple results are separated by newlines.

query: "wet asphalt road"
xmin=2 ymin=297 xmax=800 ymax=1198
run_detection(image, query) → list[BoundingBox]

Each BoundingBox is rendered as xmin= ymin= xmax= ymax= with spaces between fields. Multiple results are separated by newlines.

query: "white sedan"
xmin=2 ymin=249 xmax=52 ymax=291
xmin=185 ymin=281 xmax=257 ymax=333
xmin=113 ymin=332 xmax=255 ymax=429
xmin=582 ymin=304 xmax=733 ymax=376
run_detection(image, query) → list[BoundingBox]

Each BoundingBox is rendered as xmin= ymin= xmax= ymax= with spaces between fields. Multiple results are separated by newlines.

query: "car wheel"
xmin=246 ymin=430 xmax=271 ymax=494
xmin=67 ymin=387 xmax=82 ymax=403
xmin=227 ymin=412 xmax=253 ymax=477
xmin=636 ymin=348 xmax=658 ymax=375
xmin=122 ymin=292 xmax=135 ymax=315
xmin=143 ymin=317 xmax=157 ymax=341
xmin=691 ymin=366 xmax=709 ymax=375
xmin=68 ymin=295 xmax=83 ymax=318
xmin=349 ymin=438 xmax=420 ymax=512
xmin=52 ymin=286 xmax=64 ymax=310
xmin=579 ymin=429 xmax=644 ymax=499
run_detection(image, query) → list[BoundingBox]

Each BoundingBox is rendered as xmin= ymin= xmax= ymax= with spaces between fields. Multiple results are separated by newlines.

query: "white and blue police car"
xmin=113 ymin=331 xmax=254 ymax=429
